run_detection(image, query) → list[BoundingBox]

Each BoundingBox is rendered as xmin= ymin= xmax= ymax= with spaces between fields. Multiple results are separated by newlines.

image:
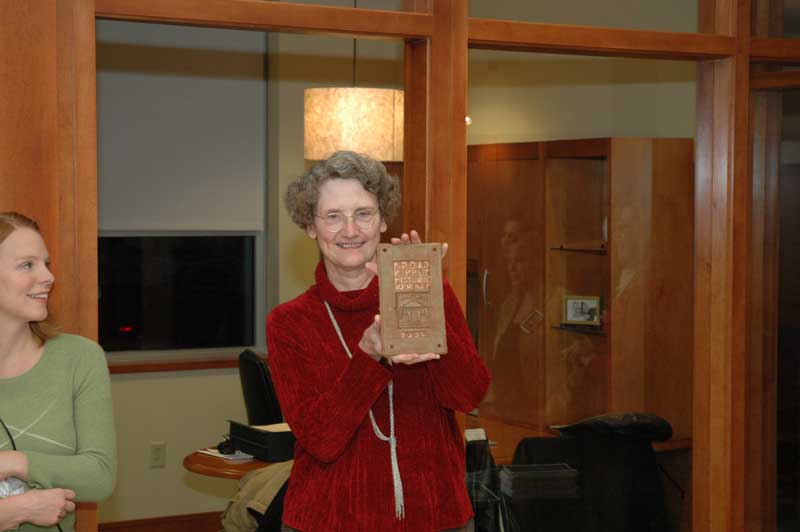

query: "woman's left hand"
xmin=366 ymin=229 xmax=448 ymax=277
xmin=390 ymin=230 xmax=448 ymax=258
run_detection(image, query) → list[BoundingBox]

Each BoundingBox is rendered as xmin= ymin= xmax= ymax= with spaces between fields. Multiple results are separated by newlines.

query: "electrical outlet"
xmin=149 ymin=441 xmax=166 ymax=469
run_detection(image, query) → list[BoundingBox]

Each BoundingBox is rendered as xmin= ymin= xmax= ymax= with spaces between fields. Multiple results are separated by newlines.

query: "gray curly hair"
xmin=284 ymin=151 xmax=401 ymax=229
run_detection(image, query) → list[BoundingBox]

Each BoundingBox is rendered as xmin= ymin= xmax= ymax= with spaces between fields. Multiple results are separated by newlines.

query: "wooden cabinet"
xmin=467 ymin=138 xmax=694 ymax=441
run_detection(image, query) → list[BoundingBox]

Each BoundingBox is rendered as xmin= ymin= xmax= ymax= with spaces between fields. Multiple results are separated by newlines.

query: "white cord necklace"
xmin=323 ymin=300 xmax=405 ymax=520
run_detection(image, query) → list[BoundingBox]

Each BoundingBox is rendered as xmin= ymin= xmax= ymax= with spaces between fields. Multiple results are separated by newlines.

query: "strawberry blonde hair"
xmin=0 ymin=212 xmax=59 ymax=343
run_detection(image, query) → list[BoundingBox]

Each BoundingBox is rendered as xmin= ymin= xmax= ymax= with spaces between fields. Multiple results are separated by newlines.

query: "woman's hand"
xmin=17 ymin=488 xmax=76 ymax=527
xmin=358 ymin=315 xmax=384 ymax=363
xmin=359 ymin=315 xmax=441 ymax=365
xmin=389 ymin=230 xmax=448 ymax=258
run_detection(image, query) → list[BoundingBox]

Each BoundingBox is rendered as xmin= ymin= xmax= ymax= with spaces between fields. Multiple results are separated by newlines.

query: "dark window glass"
xmin=99 ymin=236 xmax=255 ymax=351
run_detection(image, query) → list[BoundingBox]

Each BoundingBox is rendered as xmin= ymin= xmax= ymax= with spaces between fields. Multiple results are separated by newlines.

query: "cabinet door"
xmin=470 ymin=157 xmax=545 ymax=426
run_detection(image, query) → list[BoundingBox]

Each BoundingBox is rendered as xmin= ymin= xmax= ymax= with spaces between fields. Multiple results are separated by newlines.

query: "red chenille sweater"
xmin=266 ymin=262 xmax=490 ymax=532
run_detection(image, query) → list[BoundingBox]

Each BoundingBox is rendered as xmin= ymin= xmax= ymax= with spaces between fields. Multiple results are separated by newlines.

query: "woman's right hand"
xmin=18 ymin=488 xmax=76 ymax=527
xmin=359 ymin=315 xmax=441 ymax=365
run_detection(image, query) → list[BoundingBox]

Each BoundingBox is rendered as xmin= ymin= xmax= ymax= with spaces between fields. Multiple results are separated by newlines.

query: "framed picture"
xmin=563 ymin=295 xmax=601 ymax=326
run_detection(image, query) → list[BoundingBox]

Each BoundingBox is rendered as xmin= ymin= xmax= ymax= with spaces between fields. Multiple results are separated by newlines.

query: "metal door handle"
xmin=482 ymin=269 xmax=492 ymax=305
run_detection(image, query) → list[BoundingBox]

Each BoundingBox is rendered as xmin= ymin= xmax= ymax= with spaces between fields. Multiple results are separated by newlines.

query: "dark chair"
xmin=553 ymin=412 xmax=674 ymax=532
xmin=506 ymin=436 xmax=584 ymax=532
xmin=238 ymin=349 xmax=284 ymax=426
xmin=238 ymin=349 xmax=289 ymax=532
xmin=506 ymin=413 xmax=675 ymax=532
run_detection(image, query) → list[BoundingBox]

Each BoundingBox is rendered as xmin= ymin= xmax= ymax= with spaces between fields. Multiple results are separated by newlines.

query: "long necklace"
xmin=323 ymin=301 xmax=405 ymax=519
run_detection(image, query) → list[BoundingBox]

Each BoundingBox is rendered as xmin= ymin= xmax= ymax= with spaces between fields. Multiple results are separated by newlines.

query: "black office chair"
xmin=507 ymin=413 xmax=674 ymax=532
xmin=552 ymin=412 xmax=674 ymax=532
xmin=238 ymin=349 xmax=284 ymax=426
xmin=238 ymin=350 xmax=289 ymax=532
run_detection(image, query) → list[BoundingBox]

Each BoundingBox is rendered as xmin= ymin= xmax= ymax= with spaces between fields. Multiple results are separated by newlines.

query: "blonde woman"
xmin=0 ymin=212 xmax=116 ymax=532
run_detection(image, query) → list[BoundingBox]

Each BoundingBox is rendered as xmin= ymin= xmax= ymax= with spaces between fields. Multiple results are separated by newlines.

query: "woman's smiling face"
xmin=0 ymin=227 xmax=54 ymax=326
xmin=307 ymin=178 xmax=387 ymax=281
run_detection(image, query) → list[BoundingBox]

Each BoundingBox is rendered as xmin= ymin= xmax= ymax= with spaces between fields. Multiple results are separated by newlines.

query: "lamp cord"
xmin=352 ymin=0 xmax=357 ymax=87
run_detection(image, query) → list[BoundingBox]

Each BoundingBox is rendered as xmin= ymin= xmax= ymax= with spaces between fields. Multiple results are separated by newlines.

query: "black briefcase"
xmin=228 ymin=420 xmax=295 ymax=462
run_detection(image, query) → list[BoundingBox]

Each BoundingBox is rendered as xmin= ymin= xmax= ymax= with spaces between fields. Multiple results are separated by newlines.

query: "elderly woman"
xmin=0 ymin=212 xmax=116 ymax=532
xmin=267 ymin=151 xmax=490 ymax=532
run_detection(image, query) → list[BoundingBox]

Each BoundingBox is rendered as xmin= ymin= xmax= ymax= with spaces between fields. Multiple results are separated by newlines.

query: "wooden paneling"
xmin=468 ymin=18 xmax=735 ymax=60
xmin=646 ymin=139 xmax=695 ymax=441
xmin=99 ymin=512 xmax=221 ymax=532
xmin=608 ymin=139 xmax=652 ymax=415
xmin=694 ymin=0 xmax=752 ymax=530
xmin=0 ymin=0 xmax=60 ymax=257
xmin=96 ymin=0 xmax=433 ymax=38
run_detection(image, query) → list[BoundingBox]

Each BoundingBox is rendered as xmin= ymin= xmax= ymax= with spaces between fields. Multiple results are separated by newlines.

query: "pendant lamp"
xmin=304 ymin=87 xmax=404 ymax=161
xmin=303 ymin=5 xmax=404 ymax=162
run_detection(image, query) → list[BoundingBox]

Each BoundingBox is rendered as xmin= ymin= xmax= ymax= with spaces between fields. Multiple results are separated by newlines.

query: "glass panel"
xmin=465 ymin=48 xmax=694 ymax=529
xmin=469 ymin=0 xmax=697 ymax=33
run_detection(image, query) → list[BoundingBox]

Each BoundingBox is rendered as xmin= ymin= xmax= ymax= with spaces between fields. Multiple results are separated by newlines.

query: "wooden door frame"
xmin=6 ymin=0 xmax=800 ymax=529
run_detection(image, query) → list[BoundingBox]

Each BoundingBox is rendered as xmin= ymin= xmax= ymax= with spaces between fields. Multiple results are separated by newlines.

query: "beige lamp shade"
xmin=304 ymin=87 xmax=404 ymax=161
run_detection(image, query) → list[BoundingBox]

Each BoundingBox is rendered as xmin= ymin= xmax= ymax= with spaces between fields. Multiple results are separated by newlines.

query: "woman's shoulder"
xmin=45 ymin=333 xmax=106 ymax=365
xmin=267 ymin=287 xmax=319 ymax=326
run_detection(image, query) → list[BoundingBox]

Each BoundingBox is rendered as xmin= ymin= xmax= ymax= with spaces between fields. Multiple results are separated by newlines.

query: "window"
xmin=98 ymin=235 xmax=255 ymax=351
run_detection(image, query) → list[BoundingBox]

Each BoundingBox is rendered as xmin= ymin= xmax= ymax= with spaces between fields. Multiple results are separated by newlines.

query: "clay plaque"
xmin=377 ymin=243 xmax=447 ymax=356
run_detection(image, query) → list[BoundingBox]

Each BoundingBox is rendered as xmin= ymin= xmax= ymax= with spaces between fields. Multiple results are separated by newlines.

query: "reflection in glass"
xmin=483 ymin=220 xmax=542 ymax=421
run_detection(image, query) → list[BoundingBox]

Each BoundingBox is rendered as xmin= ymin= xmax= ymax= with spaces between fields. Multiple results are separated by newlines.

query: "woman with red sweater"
xmin=267 ymin=151 xmax=490 ymax=532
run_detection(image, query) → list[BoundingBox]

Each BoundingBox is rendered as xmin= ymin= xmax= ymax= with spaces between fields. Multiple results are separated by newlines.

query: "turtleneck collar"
xmin=314 ymin=261 xmax=378 ymax=312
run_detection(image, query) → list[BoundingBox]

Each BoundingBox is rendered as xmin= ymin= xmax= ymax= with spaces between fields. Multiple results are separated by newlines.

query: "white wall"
xmin=99 ymin=370 xmax=247 ymax=522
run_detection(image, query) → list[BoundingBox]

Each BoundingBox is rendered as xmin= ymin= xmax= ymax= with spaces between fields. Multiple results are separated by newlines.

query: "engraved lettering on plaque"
xmin=378 ymin=244 xmax=447 ymax=355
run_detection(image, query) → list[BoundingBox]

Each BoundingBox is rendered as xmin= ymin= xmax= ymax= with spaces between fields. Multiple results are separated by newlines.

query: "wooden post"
xmin=695 ymin=0 xmax=751 ymax=530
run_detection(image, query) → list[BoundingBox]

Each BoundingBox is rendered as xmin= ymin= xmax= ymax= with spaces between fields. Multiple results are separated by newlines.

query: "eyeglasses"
xmin=315 ymin=208 xmax=379 ymax=233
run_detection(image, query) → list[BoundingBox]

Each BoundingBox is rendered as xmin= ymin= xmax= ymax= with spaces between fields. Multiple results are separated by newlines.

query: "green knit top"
xmin=0 ymin=333 xmax=117 ymax=532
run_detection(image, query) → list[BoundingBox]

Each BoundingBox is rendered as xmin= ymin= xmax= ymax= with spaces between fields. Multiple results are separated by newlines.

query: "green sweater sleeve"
xmin=24 ymin=338 xmax=117 ymax=502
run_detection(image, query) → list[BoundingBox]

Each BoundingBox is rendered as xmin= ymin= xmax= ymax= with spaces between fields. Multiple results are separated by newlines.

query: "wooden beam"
xmin=751 ymin=69 xmax=800 ymax=90
xmin=468 ymin=18 xmax=735 ymax=60
xmin=95 ymin=0 xmax=433 ymax=39
xmin=58 ymin=0 xmax=100 ymax=341
xmin=695 ymin=0 xmax=751 ymax=530
xmin=402 ymin=38 xmax=429 ymax=237
xmin=751 ymin=37 xmax=800 ymax=63
xmin=428 ymin=0 xmax=467 ymax=307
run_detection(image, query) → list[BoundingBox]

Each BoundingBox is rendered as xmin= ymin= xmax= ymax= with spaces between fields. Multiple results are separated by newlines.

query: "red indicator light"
xmin=119 ymin=326 xmax=134 ymax=333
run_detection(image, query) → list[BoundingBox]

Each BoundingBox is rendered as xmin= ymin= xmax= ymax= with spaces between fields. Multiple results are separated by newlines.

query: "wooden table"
xmin=183 ymin=450 xmax=272 ymax=479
